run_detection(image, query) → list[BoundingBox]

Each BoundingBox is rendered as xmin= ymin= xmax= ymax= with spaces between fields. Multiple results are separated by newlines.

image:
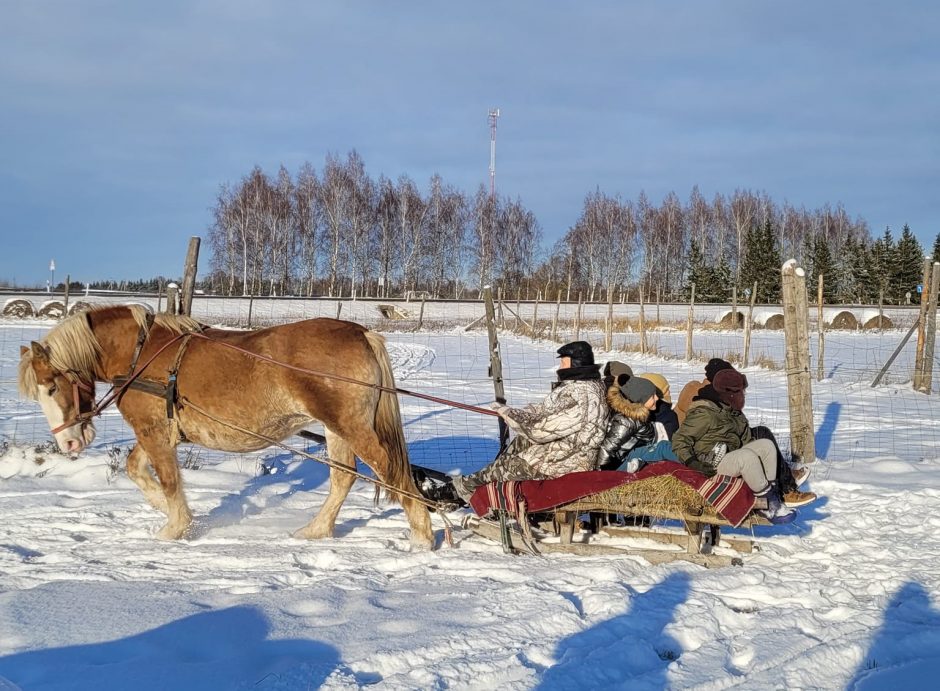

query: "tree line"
xmin=202 ymin=150 xmax=932 ymax=304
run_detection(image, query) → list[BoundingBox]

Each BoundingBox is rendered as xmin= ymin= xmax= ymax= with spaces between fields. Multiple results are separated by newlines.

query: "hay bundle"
xmin=2 ymin=299 xmax=34 ymax=318
xmin=556 ymin=475 xmax=715 ymax=519
xmin=829 ymin=310 xmax=859 ymax=330
xmin=37 ymin=301 xmax=66 ymax=319
xmin=764 ymin=314 xmax=785 ymax=330
xmin=863 ymin=315 xmax=893 ymax=329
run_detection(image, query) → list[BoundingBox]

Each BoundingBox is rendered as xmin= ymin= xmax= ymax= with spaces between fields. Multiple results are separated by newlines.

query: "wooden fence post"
xmin=604 ymin=285 xmax=614 ymax=351
xmin=551 ymin=289 xmax=561 ymax=341
xmin=246 ymin=293 xmax=254 ymax=328
xmin=732 ymin=285 xmax=738 ymax=330
xmin=532 ymin=295 xmax=540 ymax=337
xmin=656 ymin=286 xmax=661 ymax=324
xmin=922 ymin=262 xmax=940 ymax=394
xmin=63 ymin=274 xmax=71 ymax=316
xmin=639 ymin=284 xmax=648 ymax=354
xmin=165 ymin=283 xmax=180 ymax=316
xmin=180 ymin=236 xmax=201 ymax=317
xmin=743 ymin=282 xmax=757 ymax=367
xmin=817 ymin=274 xmax=825 ymax=382
xmin=686 ymin=283 xmax=695 ymax=361
xmin=782 ymin=261 xmax=815 ymax=462
xmin=415 ymin=295 xmax=426 ymax=331
xmin=878 ymin=287 xmax=885 ymax=330
xmin=483 ymin=286 xmax=509 ymax=453
xmin=914 ymin=256 xmax=932 ymax=391
xmin=575 ymin=292 xmax=583 ymax=340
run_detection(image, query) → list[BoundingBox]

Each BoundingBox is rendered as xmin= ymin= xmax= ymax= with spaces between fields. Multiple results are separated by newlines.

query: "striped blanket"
xmin=469 ymin=461 xmax=756 ymax=527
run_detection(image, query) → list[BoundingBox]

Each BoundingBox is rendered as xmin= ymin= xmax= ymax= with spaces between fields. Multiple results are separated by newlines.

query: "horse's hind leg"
xmin=293 ymin=429 xmax=356 ymax=540
xmin=342 ymin=430 xmax=434 ymax=549
xmin=139 ymin=435 xmax=193 ymax=540
xmin=126 ymin=444 xmax=169 ymax=514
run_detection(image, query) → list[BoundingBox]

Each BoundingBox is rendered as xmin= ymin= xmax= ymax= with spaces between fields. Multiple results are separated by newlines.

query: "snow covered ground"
xmin=1 ymin=315 xmax=940 ymax=689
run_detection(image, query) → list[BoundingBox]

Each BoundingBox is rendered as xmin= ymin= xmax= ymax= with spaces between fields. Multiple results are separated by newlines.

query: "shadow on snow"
xmin=849 ymin=580 xmax=940 ymax=690
xmin=0 ymin=606 xmax=355 ymax=691
xmin=535 ymin=572 xmax=691 ymax=690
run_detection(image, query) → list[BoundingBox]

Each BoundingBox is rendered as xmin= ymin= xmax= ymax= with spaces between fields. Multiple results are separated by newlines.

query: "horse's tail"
xmin=364 ymin=331 xmax=415 ymax=503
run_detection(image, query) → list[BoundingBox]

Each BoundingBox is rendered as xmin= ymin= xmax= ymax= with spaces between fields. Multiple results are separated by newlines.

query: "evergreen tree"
xmin=806 ymin=233 xmax=837 ymax=303
xmin=933 ymin=231 xmax=940 ymax=264
xmin=739 ymin=220 xmax=782 ymax=303
xmin=893 ymin=224 xmax=923 ymax=304
xmin=869 ymin=228 xmax=896 ymax=303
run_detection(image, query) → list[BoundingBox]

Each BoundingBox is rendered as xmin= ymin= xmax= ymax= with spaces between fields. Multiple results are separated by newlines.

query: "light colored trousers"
xmin=715 ymin=438 xmax=777 ymax=494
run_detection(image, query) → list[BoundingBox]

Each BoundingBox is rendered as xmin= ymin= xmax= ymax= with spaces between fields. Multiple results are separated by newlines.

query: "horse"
xmin=17 ymin=304 xmax=434 ymax=548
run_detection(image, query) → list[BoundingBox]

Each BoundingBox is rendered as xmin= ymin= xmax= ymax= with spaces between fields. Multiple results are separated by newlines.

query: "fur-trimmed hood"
xmin=606 ymin=385 xmax=651 ymax=421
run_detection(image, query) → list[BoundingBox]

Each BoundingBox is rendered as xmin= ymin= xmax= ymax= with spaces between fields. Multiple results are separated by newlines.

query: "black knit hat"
xmin=705 ymin=358 xmax=733 ymax=382
xmin=557 ymin=341 xmax=595 ymax=367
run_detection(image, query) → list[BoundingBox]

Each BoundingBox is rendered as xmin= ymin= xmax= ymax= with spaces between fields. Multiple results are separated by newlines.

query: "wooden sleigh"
xmin=462 ymin=469 xmax=773 ymax=569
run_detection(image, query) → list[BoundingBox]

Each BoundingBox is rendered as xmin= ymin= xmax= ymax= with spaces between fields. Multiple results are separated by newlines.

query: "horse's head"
xmin=19 ymin=341 xmax=97 ymax=457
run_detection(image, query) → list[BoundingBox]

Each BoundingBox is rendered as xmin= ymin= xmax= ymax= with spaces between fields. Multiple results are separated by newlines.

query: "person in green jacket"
xmin=672 ymin=368 xmax=796 ymax=524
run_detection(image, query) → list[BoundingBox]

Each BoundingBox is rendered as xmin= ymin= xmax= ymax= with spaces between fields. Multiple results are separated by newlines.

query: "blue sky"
xmin=1 ymin=1 xmax=938 ymax=286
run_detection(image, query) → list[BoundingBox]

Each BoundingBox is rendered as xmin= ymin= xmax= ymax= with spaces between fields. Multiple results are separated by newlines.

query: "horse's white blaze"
xmin=37 ymin=385 xmax=93 ymax=454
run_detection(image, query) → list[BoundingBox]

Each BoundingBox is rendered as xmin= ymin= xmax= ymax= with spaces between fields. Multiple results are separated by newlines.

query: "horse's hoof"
xmin=410 ymin=533 xmax=436 ymax=551
xmin=292 ymin=526 xmax=332 ymax=540
xmin=156 ymin=521 xmax=191 ymax=540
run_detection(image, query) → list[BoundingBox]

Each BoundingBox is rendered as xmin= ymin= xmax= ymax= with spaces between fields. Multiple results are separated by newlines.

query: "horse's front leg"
xmin=126 ymin=444 xmax=169 ymax=514
xmin=138 ymin=434 xmax=193 ymax=540
xmin=293 ymin=429 xmax=356 ymax=540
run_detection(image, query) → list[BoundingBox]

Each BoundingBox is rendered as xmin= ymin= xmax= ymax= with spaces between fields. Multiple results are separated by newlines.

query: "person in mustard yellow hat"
xmin=636 ymin=372 xmax=679 ymax=439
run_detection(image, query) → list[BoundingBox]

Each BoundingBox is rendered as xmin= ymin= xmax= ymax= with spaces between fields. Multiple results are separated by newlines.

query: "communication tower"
xmin=488 ymin=108 xmax=500 ymax=198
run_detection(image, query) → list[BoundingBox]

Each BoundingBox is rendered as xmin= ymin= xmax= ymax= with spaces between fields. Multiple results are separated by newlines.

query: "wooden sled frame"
xmin=464 ymin=475 xmax=773 ymax=569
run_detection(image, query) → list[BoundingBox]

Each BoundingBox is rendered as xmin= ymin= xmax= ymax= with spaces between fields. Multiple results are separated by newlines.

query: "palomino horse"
xmin=18 ymin=304 xmax=433 ymax=547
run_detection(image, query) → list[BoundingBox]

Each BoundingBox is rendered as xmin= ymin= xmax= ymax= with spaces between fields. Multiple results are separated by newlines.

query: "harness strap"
xmin=165 ymin=333 xmax=193 ymax=420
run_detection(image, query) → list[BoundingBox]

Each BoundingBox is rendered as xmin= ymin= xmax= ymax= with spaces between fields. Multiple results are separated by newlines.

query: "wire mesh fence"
xmin=2 ymin=293 xmax=938 ymax=477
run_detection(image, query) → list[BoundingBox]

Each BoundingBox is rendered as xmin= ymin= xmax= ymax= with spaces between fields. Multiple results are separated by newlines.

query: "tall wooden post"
xmin=532 ymin=295 xmax=540 ymax=337
xmin=416 ymin=295 xmax=426 ymax=331
xmin=878 ymin=287 xmax=885 ymax=330
xmin=743 ymin=282 xmax=757 ymax=367
xmin=686 ymin=283 xmax=695 ymax=361
xmin=914 ymin=257 xmax=932 ymax=391
xmin=180 ymin=236 xmax=201 ymax=317
xmin=732 ymin=285 xmax=738 ymax=330
xmin=483 ymin=286 xmax=509 ymax=452
xmin=551 ymin=289 xmax=561 ymax=341
xmin=63 ymin=274 xmax=71 ymax=316
xmin=782 ymin=261 xmax=815 ymax=463
xmin=817 ymin=274 xmax=825 ymax=382
xmin=639 ymin=284 xmax=648 ymax=355
xmin=922 ymin=263 xmax=940 ymax=394
xmin=575 ymin=292 xmax=583 ymax=340
xmin=604 ymin=285 xmax=614 ymax=351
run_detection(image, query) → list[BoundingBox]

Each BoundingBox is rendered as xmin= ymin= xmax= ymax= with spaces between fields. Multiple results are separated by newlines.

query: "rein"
xmin=183 ymin=331 xmax=502 ymax=418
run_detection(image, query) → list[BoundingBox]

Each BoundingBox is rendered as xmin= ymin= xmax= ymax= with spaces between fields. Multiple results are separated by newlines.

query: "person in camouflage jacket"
xmin=452 ymin=341 xmax=608 ymax=501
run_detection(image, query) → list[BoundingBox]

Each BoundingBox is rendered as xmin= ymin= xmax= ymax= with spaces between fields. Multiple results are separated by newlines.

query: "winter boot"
xmin=782 ymin=489 xmax=817 ymax=507
xmin=755 ymin=482 xmax=797 ymax=525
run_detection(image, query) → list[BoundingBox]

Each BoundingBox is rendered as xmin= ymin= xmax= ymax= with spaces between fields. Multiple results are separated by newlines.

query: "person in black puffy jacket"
xmin=596 ymin=376 xmax=661 ymax=471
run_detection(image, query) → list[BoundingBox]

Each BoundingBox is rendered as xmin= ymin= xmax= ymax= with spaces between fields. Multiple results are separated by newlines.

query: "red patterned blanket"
xmin=469 ymin=461 xmax=756 ymax=527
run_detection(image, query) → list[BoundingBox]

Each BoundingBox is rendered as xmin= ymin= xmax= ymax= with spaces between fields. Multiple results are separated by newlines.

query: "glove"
xmin=702 ymin=442 xmax=727 ymax=470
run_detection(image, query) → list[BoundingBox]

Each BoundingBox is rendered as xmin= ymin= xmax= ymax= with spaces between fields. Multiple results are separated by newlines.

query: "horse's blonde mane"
xmin=18 ymin=304 xmax=202 ymax=398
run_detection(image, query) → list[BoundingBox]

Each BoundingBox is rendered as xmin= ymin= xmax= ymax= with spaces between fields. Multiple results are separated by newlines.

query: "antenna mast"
xmin=488 ymin=108 xmax=500 ymax=198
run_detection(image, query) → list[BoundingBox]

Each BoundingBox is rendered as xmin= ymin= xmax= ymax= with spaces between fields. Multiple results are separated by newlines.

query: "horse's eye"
xmin=47 ymin=384 xmax=58 ymax=395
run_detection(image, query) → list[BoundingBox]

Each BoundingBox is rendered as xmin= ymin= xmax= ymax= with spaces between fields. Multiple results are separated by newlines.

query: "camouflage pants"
xmin=452 ymin=438 xmax=548 ymax=501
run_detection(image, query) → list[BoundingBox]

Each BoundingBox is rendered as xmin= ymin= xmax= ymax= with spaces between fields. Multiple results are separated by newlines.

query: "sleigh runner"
xmin=459 ymin=461 xmax=772 ymax=567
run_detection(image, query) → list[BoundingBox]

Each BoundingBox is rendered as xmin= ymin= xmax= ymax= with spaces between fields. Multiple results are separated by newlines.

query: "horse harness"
xmin=110 ymin=314 xmax=194 ymax=441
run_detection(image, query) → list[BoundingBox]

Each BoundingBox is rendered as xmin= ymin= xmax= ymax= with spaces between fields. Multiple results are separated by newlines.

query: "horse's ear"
xmin=20 ymin=345 xmax=29 ymax=356
xmin=30 ymin=341 xmax=50 ymax=363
